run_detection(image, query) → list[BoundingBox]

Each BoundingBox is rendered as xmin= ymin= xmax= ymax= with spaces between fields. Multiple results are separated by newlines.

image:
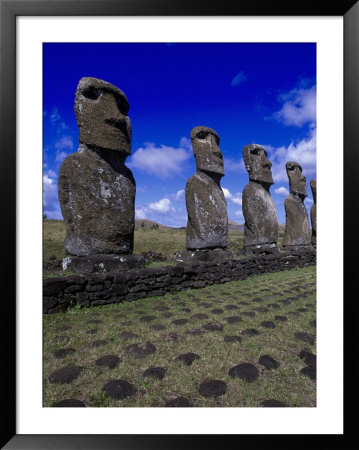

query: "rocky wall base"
xmin=43 ymin=248 xmax=316 ymax=314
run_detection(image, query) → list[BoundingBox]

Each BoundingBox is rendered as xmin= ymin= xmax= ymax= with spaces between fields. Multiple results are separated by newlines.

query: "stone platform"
xmin=62 ymin=254 xmax=145 ymax=273
xmin=240 ymin=244 xmax=280 ymax=256
xmin=175 ymin=248 xmax=233 ymax=263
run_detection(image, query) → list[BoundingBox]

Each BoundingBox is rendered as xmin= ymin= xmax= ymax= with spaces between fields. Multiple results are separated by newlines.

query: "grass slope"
xmin=43 ymin=266 xmax=316 ymax=408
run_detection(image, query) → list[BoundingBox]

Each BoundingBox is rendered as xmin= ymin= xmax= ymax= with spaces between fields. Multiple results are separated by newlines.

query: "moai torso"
xmin=242 ymin=181 xmax=278 ymax=247
xmin=58 ymin=77 xmax=135 ymax=256
xmin=185 ymin=126 xmax=228 ymax=250
xmin=186 ymin=171 xmax=228 ymax=250
xmin=283 ymin=161 xmax=311 ymax=247
xmin=310 ymin=179 xmax=317 ymax=245
xmin=59 ymin=146 xmax=135 ymax=256
xmin=242 ymin=144 xmax=278 ymax=248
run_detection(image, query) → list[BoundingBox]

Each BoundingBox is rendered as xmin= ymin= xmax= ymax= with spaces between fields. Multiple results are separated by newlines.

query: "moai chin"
xmin=282 ymin=161 xmax=311 ymax=248
xmin=241 ymin=144 xmax=279 ymax=253
xmin=58 ymin=77 xmax=144 ymax=271
xmin=180 ymin=126 xmax=230 ymax=261
xmin=310 ymin=179 xmax=317 ymax=246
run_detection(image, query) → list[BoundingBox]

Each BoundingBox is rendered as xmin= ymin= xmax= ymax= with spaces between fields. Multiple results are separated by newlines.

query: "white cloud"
xmin=148 ymin=197 xmax=172 ymax=214
xmin=267 ymin=125 xmax=317 ymax=183
xmin=135 ymin=208 xmax=147 ymax=220
xmin=274 ymin=186 xmax=289 ymax=196
xmin=55 ymin=136 xmax=74 ymax=151
xmin=54 ymin=136 xmax=74 ymax=163
xmin=55 ymin=151 xmax=69 ymax=163
xmin=231 ymin=71 xmax=246 ymax=87
xmin=234 ymin=209 xmax=244 ymax=220
xmin=175 ymin=190 xmax=185 ymax=201
xmin=46 ymin=169 xmax=57 ymax=178
xmin=128 ymin=140 xmax=191 ymax=179
xmin=272 ymin=85 xmax=316 ymax=127
xmin=136 ymin=202 xmax=187 ymax=228
xmin=50 ymin=107 xmax=68 ymax=131
xmin=43 ymin=175 xmax=57 ymax=208
xmin=223 ymin=157 xmax=245 ymax=174
xmin=222 ymin=187 xmax=242 ymax=206
xmin=178 ymin=137 xmax=192 ymax=151
xmin=43 ymin=173 xmax=63 ymax=219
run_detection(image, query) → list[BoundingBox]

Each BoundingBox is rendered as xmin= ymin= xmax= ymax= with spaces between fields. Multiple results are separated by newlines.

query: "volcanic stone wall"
xmin=43 ymin=249 xmax=316 ymax=314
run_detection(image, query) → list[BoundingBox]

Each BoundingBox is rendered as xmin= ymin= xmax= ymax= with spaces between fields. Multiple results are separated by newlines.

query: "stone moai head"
xmin=190 ymin=126 xmax=224 ymax=176
xmin=242 ymin=144 xmax=274 ymax=185
xmin=310 ymin=179 xmax=317 ymax=203
xmin=74 ymin=77 xmax=132 ymax=156
xmin=286 ymin=161 xmax=307 ymax=197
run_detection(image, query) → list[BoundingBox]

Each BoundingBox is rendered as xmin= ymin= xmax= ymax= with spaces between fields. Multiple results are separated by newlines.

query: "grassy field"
xmin=43 ymin=266 xmax=316 ymax=408
xmin=43 ymin=219 xmax=285 ymax=276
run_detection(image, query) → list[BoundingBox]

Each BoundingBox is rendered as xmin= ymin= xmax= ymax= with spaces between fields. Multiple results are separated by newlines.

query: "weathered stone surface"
xmin=283 ymin=162 xmax=311 ymax=247
xmin=52 ymin=399 xmax=86 ymax=407
xmin=48 ymin=366 xmax=82 ymax=384
xmin=300 ymin=365 xmax=316 ymax=381
xmin=43 ymin=250 xmax=316 ymax=313
xmin=203 ymin=322 xmax=223 ymax=332
xmin=295 ymin=332 xmax=315 ymax=345
xmin=228 ymin=363 xmax=259 ymax=382
xmin=125 ymin=342 xmax=156 ymax=358
xmin=298 ymin=350 xmax=316 ymax=366
xmin=95 ymin=355 xmax=121 ymax=369
xmin=310 ymin=179 xmax=317 ymax=245
xmin=260 ymin=399 xmax=286 ymax=407
xmin=199 ymin=380 xmax=227 ymax=397
xmin=242 ymin=144 xmax=278 ymax=250
xmin=176 ymin=248 xmax=233 ymax=263
xmin=241 ymin=328 xmax=260 ymax=337
xmin=224 ymin=335 xmax=242 ymax=343
xmin=259 ymin=355 xmax=279 ymax=370
xmin=58 ymin=77 xmax=136 ymax=257
xmin=175 ymin=352 xmax=201 ymax=366
xmin=143 ymin=366 xmax=166 ymax=380
xmin=53 ymin=348 xmax=76 ymax=359
xmin=165 ymin=396 xmax=192 ymax=407
xmin=103 ymin=379 xmax=137 ymax=400
xmin=62 ymin=254 xmax=144 ymax=273
xmin=185 ymin=127 xmax=228 ymax=250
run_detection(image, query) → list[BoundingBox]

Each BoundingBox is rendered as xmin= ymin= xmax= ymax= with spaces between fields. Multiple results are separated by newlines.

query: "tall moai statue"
xmin=310 ymin=179 xmax=317 ymax=246
xmin=58 ymin=77 xmax=144 ymax=272
xmin=282 ymin=161 xmax=311 ymax=248
xmin=176 ymin=126 xmax=232 ymax=262
xmin=242 ymin=144 xmax=279 ymax=254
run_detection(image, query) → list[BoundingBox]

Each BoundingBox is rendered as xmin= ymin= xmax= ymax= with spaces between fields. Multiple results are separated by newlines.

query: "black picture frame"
xmin=1 ymin=0 xmax=356 ymax=448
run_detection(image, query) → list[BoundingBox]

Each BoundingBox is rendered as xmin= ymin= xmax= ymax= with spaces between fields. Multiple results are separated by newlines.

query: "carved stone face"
xmin=191 ymin=126 xmax=224 ymax=176
xmin=310 ymin=179 xmax=316 ymax=203
xmin=242 ymin=144 xmax=274 ymax=185
xmin=286 ymin=161 xmax=307 ymax=196
xmin=74 ymin=77 xmax=131 ymax=154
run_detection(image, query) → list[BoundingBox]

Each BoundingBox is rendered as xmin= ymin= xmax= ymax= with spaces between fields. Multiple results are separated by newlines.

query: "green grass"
xmin=43 ymin=266 xmax=316 ymax=408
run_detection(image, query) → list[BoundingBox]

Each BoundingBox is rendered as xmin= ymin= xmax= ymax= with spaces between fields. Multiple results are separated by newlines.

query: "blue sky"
xmin=43 ymin=43 xmax=316 ymax=226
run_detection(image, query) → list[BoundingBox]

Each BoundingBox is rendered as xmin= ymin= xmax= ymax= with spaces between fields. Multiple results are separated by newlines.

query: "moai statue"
xmin=310 ymin=179 xmax=317 ymax=246
xmin=176 ymin=126 xmax=232 ymax=262
xmin=282 ymin=161 xmax=311 ymax=248
xmin=242 ymin=144 xmax=279 ymax=254
xmin=58 ymin=77 xmax=144 ymax=272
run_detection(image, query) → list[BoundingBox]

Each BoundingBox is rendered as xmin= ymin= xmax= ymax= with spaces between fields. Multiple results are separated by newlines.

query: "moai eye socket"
xmin=82 ymin=87 xmax=100 ymax=100
xmin=250 ymin=148 xmax=259 ymax=155
xmin=197 ymin=131 xmax=208 ymax=140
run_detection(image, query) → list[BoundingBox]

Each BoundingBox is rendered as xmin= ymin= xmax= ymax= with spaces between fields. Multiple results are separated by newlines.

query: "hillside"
xmin=134 ymin=219 xmax=172 ymax=230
